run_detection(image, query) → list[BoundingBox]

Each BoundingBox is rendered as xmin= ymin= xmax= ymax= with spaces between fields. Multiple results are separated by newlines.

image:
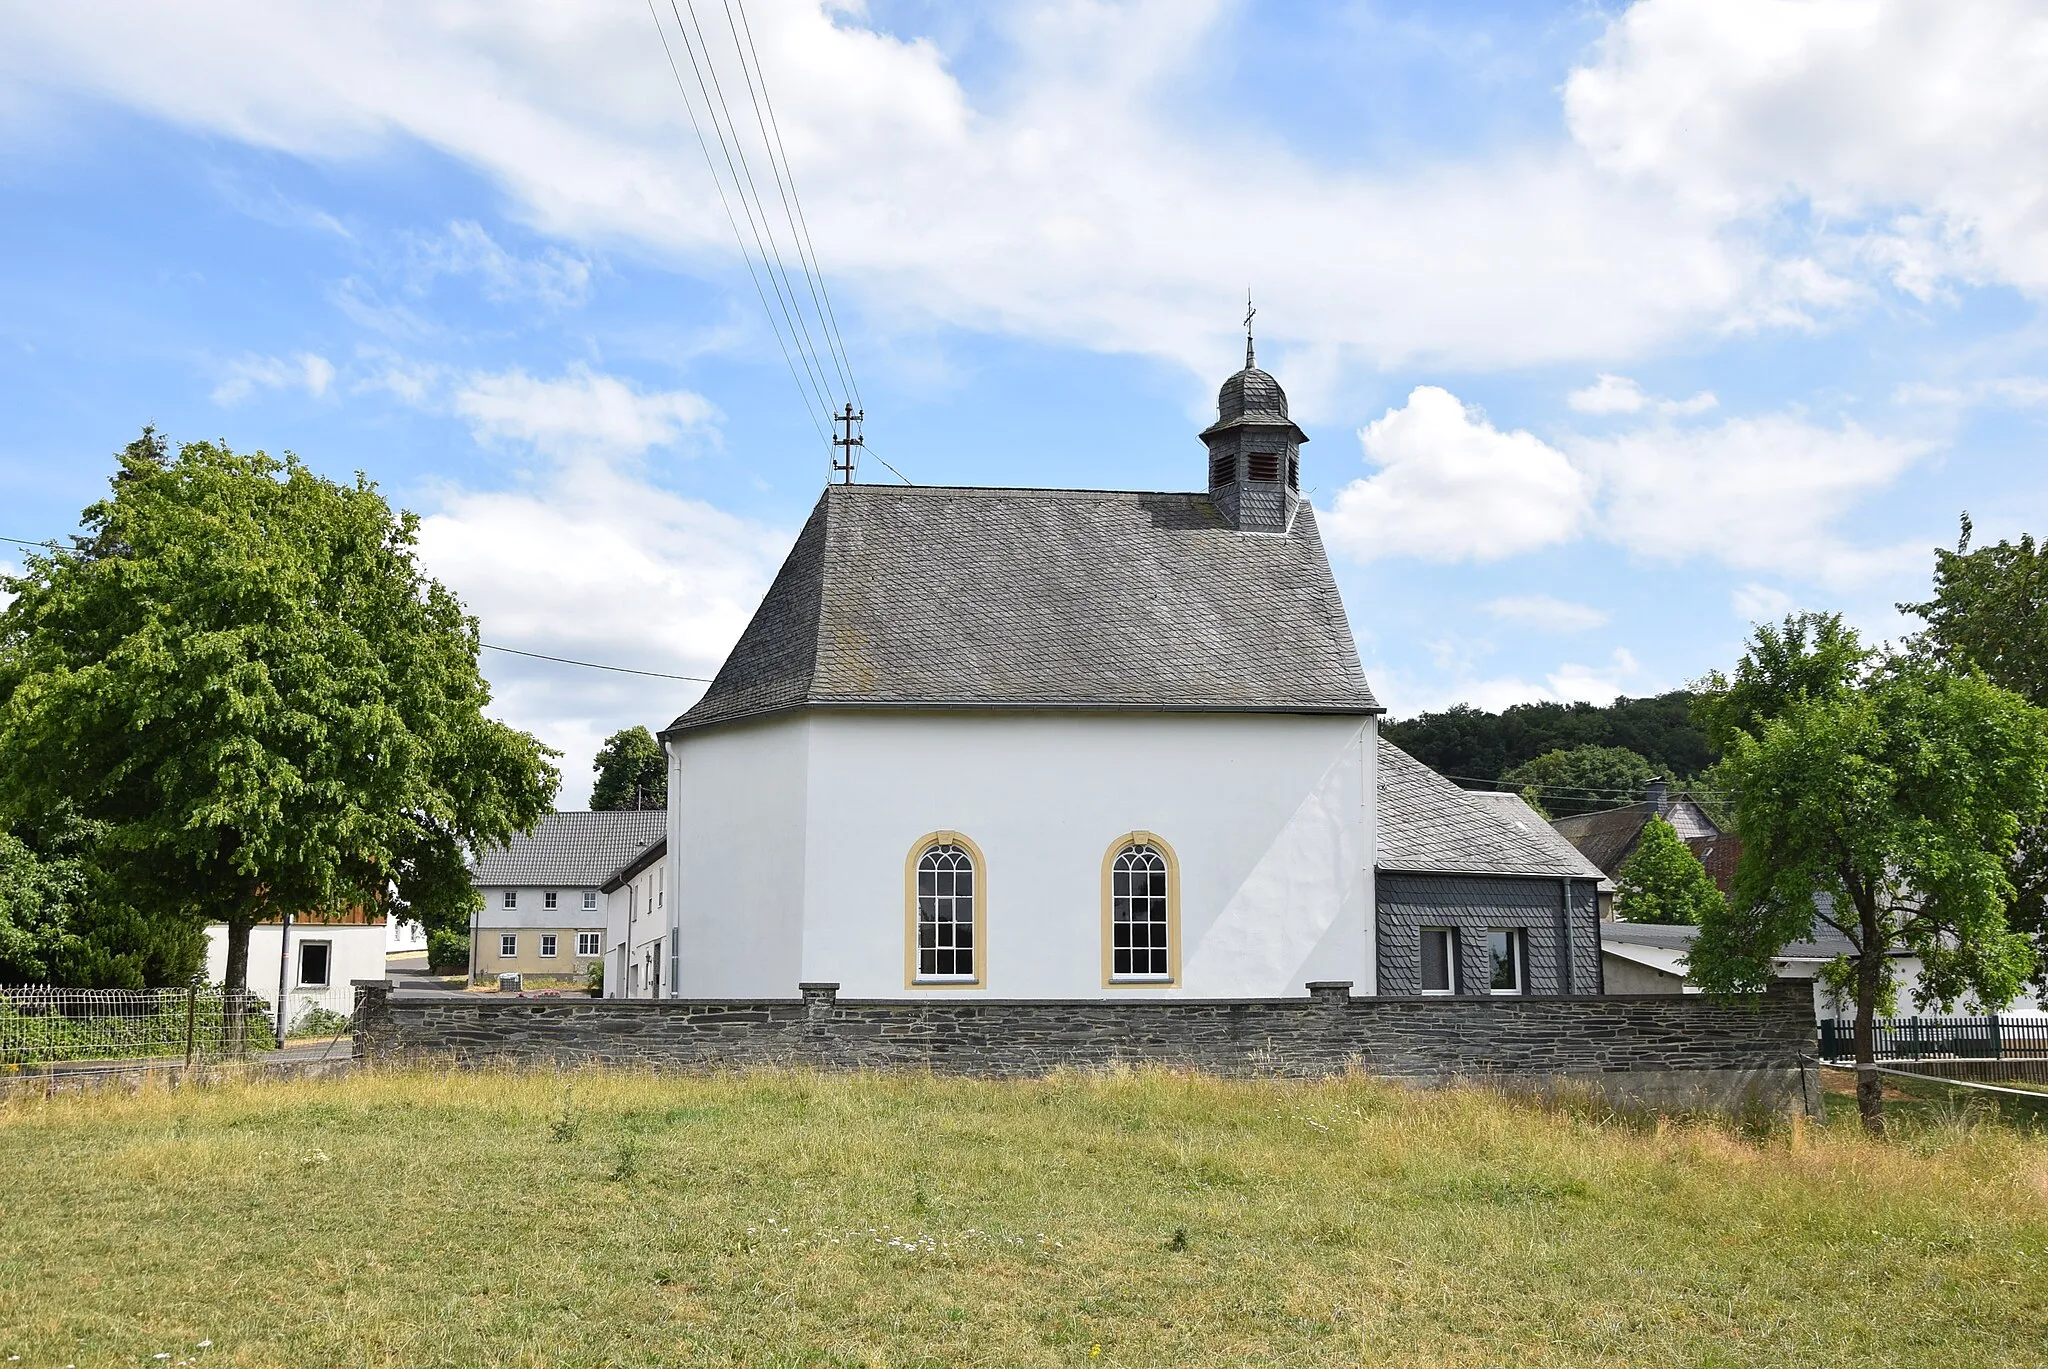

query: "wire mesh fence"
xmin=0 ymin=985 xmax=286 ymax=1068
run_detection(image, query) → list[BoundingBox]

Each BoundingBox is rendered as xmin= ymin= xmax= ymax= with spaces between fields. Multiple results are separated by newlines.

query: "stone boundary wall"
xmin=353 ymin=979 xmax=1820 ymax=1116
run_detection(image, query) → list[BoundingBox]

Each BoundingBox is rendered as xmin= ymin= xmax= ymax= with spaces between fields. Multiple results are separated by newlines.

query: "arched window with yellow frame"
xmin=1102 ymin=833 xmax=1179 ymax=987
xmin=904 ymin=831 xmax=988 ymax=988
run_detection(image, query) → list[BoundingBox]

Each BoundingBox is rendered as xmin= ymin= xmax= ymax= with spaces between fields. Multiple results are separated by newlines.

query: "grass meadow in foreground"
xmin=1 ymin=1068 xmax=2045 ymax=1368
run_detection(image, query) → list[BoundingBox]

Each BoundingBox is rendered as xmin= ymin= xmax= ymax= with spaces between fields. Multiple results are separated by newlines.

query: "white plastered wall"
xmin=203 ymin=922 xmax=386 ymax=1024
xmin=666 ymin=714 xmax=811 ymax=996
xmin=667 ymin=709 xmax=1375 ymax=1000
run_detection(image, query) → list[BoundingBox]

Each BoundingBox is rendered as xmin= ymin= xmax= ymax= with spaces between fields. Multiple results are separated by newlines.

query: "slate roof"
xmin=669 ymin=484 xmax=1378 ymax=734
xmin=1377 ymin=742 xmax=1610 ymax=880
xmin=1600 ymin=917 xmax=1908 ymax=963
xmin=471 ymin=810 xmax=667 ymax=888
xmin=1551 ymin=796 xmax=1723 ymax=873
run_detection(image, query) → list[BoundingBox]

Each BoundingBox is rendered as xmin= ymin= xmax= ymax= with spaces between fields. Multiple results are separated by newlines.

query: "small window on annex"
xmin=539 ymin=933 xmax=558 ymax=958
xmin=499 ymin=933 xmax=518 ymax=959
xmin=1488 ymin=929 xmax=1524 ymax=995
xmin=1419 ymin=927 xmax=1457 ymax=994
xmin=912 ymin=840 xmax=979 ymax=983
xmin=297 ymin=940 xmax=332 ymax=989
xmin=576 ymin=931 xmax=601 ymax=957
xmin=1109 ymin=842 xmax=1173 ymax=981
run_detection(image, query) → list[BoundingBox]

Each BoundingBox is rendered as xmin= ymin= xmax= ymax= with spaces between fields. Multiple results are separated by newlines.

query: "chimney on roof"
xmin=1646 ymin=777 xmax=1668 ymax=816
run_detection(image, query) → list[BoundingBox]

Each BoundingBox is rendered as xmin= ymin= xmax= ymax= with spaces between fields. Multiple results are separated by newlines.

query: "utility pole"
xmin=831 ymin=403 xmax=863 ymax=485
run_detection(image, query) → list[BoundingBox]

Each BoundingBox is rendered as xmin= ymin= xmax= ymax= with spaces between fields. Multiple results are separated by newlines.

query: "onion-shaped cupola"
xmin=1201 ymin=329 xmax=1306 ymax=533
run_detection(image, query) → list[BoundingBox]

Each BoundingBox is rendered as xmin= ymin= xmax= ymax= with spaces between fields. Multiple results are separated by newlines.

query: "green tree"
xmin=1693 ymin=611 xmax=1870 ymax=752
xmin=1612 ymin=815 xmax=1724 ymax=925
xmin=1902 ymin=514 xmax=2048 ymax=991
xmin=590 ymin=726 xmax=666 ymax=810
xmin=0 ymin=430 xmax=559 ymax=1002
xmin=1383 ymin=691 xmax=1714 ymax=788
xmin=0 ymin=829 xmax=82 ymax=983
xmin=1500 ymin=745 xmax=1656 ymax=817
xmin=1690 ymin=642 xmax=2048 ymax=1133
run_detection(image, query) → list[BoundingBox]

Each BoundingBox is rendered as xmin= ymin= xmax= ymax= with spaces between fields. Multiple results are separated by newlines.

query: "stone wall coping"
xmin=370 ymin=983 xmax=1803 ymax=1008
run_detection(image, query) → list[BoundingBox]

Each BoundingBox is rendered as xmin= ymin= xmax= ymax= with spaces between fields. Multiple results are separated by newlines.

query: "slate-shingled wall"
xmin=1375 ymin=874 xmax=1602 ymax=996
xmin=353 ymin=980 xmax=1819 ymax=1117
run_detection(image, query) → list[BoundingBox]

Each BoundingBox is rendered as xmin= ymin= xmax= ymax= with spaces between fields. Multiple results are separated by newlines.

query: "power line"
xmin=646 ymin=0 xmax=832 ymax=449
xmin=480 ymin=643 xmax=713 ymax=683
xmin=724 ymin=0 xmax=863 ymax=412
xmin=669 ymin=0 xmax=842 ymax=430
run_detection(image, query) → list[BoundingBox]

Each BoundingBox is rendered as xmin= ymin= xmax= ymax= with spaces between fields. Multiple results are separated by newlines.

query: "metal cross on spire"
xmin=1244 ymin=289 xmax=1257 ymax=369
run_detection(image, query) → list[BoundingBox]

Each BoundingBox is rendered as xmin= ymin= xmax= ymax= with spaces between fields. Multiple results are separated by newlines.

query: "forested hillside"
xmin=1382 ymin=692 xmax=1714 ymax=788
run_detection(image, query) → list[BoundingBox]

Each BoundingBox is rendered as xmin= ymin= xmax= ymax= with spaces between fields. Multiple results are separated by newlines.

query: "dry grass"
xmin=1 ymin=1066 xmax=2044 ymax=1367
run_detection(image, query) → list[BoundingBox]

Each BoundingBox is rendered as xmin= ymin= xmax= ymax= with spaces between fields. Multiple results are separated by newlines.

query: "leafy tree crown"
xmin=1612 ymin=815 xmax=1724 ymax=925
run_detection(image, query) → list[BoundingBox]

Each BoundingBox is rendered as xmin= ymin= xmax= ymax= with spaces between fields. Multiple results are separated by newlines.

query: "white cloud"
xmin=1484 ymin=595 xmax=1609 ymax=633
xmin=210 ymin=351 xmax=335 ymax=405
xmin=1324 ymin=386 xmax=1590 ymax=562
xmin=1570 ymin=413 xmax=1932 ymax=585
xmin=1731 ymin=583 xmax=1795 ymax=622
xmin=408 ymin=363 xmax=780 ymax=807
xmin=1373 ymin=646 xmax=1645 ymax=718
xmin=453 ymin=364 xmax=716 ymax=458
xmin=1895 ymin=377 xmax=2048 ymax=409
xmin=0 ymin=0 xmax=1961 ymax=382
xmin=1566 ymin=0 xmax=2048 ymax=300
xmin=406 ymin=220 xmax=594 ymax=309
xmin=1547 ymin=647 xmax=1640 ymax=704
xmin=1567 ymin=373 xmax=1717 ymax=417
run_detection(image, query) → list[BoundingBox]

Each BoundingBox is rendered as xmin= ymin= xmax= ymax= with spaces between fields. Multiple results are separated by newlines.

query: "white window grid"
xmin=915 ymin=844 xmax=976 ymax=980
xmin=539 ymin=934 xmax=558 ymax=958
xmin=543 ymin=891 xmax=558 ymax=910
xmin=1489 ymin=928 xmax=1523 ymax=995
xmin=576 ymin=931 xmax=601 ymax=957
xmin=582 ymin=889 xmax=597 ymax=910
xmin=502 ymin=889 xmax=517 ymax=909
xmin=1419 ymin=927 xmax=1457 ymax=995
xmin=499 ymin=933 xmax=518 ymax=959
xmin=1110 ymin=844 xmax=1171 ymax=980
xmin=297 ymin=940 xmax=333 ymax=988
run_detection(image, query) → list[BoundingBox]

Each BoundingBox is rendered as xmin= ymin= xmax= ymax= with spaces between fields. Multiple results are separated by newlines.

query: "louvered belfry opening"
xmin=1200 ymin=345 xmax=1307 ymax=533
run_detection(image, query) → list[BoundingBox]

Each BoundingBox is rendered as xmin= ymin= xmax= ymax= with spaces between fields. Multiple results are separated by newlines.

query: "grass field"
xmin=2 ymin=1068 xmax=2046 ymax=1367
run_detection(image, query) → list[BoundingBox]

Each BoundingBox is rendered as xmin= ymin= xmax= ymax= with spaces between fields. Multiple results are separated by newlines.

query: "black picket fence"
xmin=1818 ymin=1014 xmax=2048 ymax=1063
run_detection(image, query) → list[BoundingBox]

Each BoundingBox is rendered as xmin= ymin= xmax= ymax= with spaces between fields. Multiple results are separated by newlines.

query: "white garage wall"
xmin=666 ymin=709 xmax=1374 ymax=1000
xmin=668 ymin=714 xmax=812 ymax=996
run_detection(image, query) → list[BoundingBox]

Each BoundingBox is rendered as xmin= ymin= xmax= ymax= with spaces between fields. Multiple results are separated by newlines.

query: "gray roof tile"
xmin=471 ymin=810 xmax=667 ymax=888
xmin=670 ymin=485 xmax=1377 ymax=733
xmin=1377 ymin=741 xmax=1608 ymax=879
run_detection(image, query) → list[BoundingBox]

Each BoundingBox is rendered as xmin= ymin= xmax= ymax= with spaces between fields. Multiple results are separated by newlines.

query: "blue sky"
xmin=4 ymin=1 xmax=2047 ymax=805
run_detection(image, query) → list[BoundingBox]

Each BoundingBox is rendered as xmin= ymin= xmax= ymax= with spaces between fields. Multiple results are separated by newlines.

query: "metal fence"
xmin=0 ymin=985 xmax=282 ymax=1067
xmin=1818 ymin=1014 xmax=2048 ymax=1063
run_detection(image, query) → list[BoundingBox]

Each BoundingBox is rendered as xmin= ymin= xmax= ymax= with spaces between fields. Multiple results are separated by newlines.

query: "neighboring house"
xmin=386 ymin=916 xmax=427 ymax=956
xmin=470 ymin=810 xmax=665 ymax=983
xmin=602 ymin=834 xmax=669 ymax=999
xmin=202 ymin=910 xmax=387 ymax=1026
xmin=1550 ymin=779 xmax=1740 ymax=895
xmin=1466 ymin=789 xmax=1618 ymax=919
xmin=653 ymin=347 xmax=1610 ymax=1001
xmin=1599 ymin=919 xmax=2048 ymax=1017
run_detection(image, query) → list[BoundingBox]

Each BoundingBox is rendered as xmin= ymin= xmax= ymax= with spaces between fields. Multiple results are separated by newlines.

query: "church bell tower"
xmin=1201 ymin=309 xmax=1306 ymax=533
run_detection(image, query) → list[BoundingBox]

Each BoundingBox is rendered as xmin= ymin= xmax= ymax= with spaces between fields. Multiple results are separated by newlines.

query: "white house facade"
xmin=470 ymin=809 xmax=663 ymax=983
xmin=660 ymin=348 xmax=1608 ymax=1002
xmin=603 ymin=834 xmax=671 ymax=998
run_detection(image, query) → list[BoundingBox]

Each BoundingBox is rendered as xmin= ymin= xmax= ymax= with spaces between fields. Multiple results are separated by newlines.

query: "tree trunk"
xmin=1853 ymin=898 xmax=1886 ymax=1136
xmin=223 ymin=915 xmax=251 ymax=1055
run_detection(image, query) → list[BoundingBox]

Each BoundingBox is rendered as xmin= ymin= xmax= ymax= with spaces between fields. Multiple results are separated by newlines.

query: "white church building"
xmin=658 ymin=348 xmax=1605 ymax=1001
